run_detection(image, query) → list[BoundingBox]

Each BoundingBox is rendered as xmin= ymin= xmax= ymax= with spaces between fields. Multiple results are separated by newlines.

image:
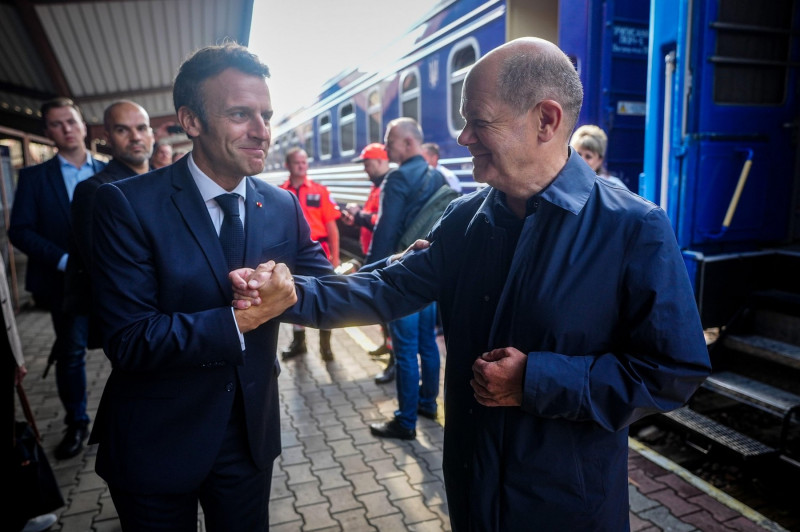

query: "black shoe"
xmin=281 ymin=331 xmax=307 ymax=360
xmin=418 ymin=407 xmax=438 ymax=420
xmin=368 ymin=344 xmax=391 ymax=358
xmin=320 ymin=331 xmax=334 ymax=361
xmin=374 ymin=361 xmax=396 ymax=384
xmin=369 ymin=418 xmax=416 ymax=440
xmin=54 ymin=424 xmax=88 ymax=460
xmin=320 ymin=345 xmax=334 ymax=362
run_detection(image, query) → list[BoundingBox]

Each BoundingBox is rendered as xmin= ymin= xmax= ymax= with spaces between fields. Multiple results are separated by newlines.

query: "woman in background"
xmin=570 ymin=124 xmax=628 ymax=189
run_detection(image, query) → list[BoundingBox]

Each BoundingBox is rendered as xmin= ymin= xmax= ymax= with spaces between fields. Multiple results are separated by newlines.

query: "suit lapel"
xmin=243 ymin=178 xmax=266 ymax=268
xmin=46 ymin=157 xmax=70 ymax=220
xmin=169 ymin=162 xmax=231 ymax=297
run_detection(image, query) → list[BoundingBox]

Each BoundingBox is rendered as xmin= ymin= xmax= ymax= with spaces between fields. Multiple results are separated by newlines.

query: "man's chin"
xmin=247 ymin=162 xmax=266 ymax=175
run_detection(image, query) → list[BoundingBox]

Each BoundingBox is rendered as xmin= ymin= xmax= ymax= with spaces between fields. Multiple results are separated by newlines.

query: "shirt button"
xmin=225 ymin=382 xmax=234 ymax=392
xmin=483 ymin=295 xmax=490 ymax=302
xmin=468 ymin=408 xmax=473 ymax=414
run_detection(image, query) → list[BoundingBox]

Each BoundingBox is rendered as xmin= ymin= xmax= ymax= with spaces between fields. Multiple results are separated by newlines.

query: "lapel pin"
xmin=256 ymin=202 xmax=262 ymax=208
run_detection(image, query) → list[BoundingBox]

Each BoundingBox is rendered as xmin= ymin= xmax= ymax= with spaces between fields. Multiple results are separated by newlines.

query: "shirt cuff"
xmin=230 ymin=307 xmax=245 ymax=351
xmin=57 ymin=254 xmax=68 ymax=272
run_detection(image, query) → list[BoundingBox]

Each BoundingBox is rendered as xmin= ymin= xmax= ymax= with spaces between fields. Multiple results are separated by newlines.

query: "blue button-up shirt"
xmin=59 ymin=153 xmax=97 ymax=201
xmin=58 ymin=153 xmax=99 ymax=271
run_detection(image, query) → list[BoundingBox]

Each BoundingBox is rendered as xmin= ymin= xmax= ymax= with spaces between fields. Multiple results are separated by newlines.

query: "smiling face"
xmin=456 ymin=60 xmax=538 ymax=194
xmin=179 ymin=68 xmax=272 ymax=190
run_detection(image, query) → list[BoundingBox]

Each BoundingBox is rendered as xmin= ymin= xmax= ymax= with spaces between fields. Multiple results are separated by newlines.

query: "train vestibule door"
xmin=681 ymin=0 xmax=799 ymax=250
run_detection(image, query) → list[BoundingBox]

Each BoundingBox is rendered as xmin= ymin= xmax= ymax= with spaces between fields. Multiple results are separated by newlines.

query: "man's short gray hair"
xmin=387 ymin=117 xmax=424 ymax=144
xmin=498 ymin=49 xmax=583 ymax=136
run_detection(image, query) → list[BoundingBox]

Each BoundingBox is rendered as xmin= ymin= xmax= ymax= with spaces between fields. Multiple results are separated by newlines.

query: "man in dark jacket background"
xmin=236 ymin=36 xmax=712 ymax=531
xmin=64 ymin=100 xmax=154 ymax=351
xmin=8 ymin=98 xmax=106 ymax=460
xmin=365 ymin=118 xmax=443 ymax=441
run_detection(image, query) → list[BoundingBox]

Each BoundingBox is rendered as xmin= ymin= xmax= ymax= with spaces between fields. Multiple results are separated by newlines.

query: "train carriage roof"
xmin=0 ymin=0 xmax=254 ymax=136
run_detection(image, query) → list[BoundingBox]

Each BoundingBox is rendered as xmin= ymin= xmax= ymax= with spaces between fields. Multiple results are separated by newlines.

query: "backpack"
xmin=396 ymin=178 xmax=459 ymax=251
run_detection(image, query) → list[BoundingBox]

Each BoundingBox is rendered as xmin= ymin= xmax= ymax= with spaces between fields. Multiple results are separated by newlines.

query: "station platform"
xmin=13 ymin=307 xmax=788 ymax=531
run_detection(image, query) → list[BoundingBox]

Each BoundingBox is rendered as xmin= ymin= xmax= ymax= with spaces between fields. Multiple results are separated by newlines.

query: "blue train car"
xmin=641 ymin=0 xmax=800 ymax=326
xmin=260 ymin=0 xmax=650 ymax=214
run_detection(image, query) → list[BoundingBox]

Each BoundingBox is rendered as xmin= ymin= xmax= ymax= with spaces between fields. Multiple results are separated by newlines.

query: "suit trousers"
xmin=50 ymin=301 xmax=89 ymax=428
xmin=108 ymin=392 xmax=273 ymax=531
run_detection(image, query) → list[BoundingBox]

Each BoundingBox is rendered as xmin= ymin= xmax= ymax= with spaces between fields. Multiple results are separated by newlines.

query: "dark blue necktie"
xmin=216 ymin=193 xmax=245 ymax=270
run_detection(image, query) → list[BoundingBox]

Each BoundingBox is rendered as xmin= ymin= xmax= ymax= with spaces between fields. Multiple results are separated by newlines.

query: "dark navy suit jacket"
xmin=8 ymin=155 xmax=105 ymax=303
xmin=89 ymin=157 xmax=333 ymax=493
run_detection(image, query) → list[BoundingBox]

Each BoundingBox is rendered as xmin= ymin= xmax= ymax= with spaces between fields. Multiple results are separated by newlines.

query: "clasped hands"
xmin=229 ymin=261 xmax=296 ymax=333
xmin=471 ymin=347 xmax=526 ymax=408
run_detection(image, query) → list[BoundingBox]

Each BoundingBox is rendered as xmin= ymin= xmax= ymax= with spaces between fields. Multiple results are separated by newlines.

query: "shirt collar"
xmin=536 ymin=147 xmax=595 ymax=215
xmin=187 ymin=153 xmax=248 ymax=202
xmin=57 ymin=152 xmax=93 ymax=170
xmin=475 ymin=147 xmax=595 ymax=224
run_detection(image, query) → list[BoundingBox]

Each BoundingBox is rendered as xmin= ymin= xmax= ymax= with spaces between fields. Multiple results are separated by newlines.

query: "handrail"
xmin=659 ymin=51 xmax=676 ymax=211
xmin=708 ymin=148 xmax=754 ymax=238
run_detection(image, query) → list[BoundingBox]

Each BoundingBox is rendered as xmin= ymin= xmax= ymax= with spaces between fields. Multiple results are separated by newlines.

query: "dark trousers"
xmin=49 ymin=304 xmax=89 ymax=428
xmin=108 ymin=401 xmax=272 ymax=531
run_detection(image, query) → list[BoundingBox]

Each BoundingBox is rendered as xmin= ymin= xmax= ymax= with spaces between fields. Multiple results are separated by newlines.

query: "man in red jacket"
xmin=342 ymin=143 xmax=395 ymax=382
xmin=279 ymin=147 xmax=340 ymax=361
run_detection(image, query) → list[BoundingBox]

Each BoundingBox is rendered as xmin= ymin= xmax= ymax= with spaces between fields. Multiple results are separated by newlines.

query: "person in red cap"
xmin=279 ymin=147 xmax=340 ymax=361
xmin=343 ymin=143 xmax=395 ymax=383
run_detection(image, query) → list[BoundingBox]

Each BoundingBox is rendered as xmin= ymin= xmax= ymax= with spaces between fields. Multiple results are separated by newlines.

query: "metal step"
xmin=723 ymin=334 xmax=800 ymax=370
xmin=750 ymin=289 xmax=800 ymax=314
xmin=663 ymin=407 xmax=776 ymax=458
xmin=702 ymin=371 xmax=800 ymax=417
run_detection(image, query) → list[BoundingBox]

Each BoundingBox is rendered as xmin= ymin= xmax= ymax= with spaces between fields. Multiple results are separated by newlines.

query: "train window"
xmin=319 ymin=112 xmax=332 ymax=159
xmin=711 ymin=0 xmax=794 ymax=104
xmin=400 ymin=68 xmax=421 ymax=122
xmin=367 ymin=90 xmax=382 ymax=143
xmin=448 ymin=39 xmax=478 ymax=136
xmin=339 ymin=101 xmax=356 ymax=156
xmin=303 ymin=124 xmax=315 ymax=162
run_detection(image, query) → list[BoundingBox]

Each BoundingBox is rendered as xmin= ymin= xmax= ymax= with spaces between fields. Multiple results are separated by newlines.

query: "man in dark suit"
xmin=63 ymin=100 xmax=154 ymax=352
xmin=8 ymin=98 xmax=106 ymax=460
xmin=89 ymin=43 xmax=332 ymax=530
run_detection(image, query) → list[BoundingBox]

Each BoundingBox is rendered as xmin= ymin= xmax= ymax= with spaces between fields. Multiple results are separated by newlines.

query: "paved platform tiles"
xmin=13 ymin=308 xmax=787 ymax=531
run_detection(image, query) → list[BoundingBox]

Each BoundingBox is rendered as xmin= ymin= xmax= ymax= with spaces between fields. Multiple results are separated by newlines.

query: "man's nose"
xmin=457 ymin=124 xmax=474 ymax=146
xmin=251 ymin=117 xmax=269 ymax=140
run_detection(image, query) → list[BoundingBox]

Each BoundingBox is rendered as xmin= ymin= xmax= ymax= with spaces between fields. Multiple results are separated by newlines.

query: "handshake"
xmin=227 ymin=239 xmax=430 ymax=333
xmin=228 ymin=261 xmax=297 ymax=333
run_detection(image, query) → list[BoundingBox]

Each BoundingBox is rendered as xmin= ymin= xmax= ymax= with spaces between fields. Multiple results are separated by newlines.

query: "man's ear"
xmin=536 ymin=100 xmax=563 ymax=142
xmin=177 ymin=106 xmax=202 ymax=138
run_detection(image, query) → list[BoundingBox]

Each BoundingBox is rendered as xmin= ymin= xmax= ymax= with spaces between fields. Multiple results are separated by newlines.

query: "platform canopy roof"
xmin=0 ymin=0 xmax=255 ymax=135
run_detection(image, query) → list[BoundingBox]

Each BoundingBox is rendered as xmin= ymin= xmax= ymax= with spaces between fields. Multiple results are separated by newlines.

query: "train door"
xmin=672 ymin=0 xmax=799 ymax=250
xmin=559 ymin=0 xmax=650 ymax=191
